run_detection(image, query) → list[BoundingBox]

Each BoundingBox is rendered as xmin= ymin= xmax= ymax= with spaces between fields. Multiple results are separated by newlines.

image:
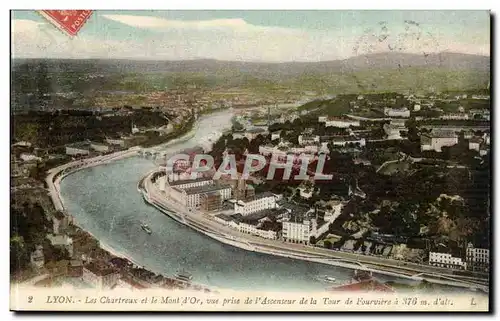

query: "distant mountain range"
xmin=13 ymin=52 xmax=490 ymax=77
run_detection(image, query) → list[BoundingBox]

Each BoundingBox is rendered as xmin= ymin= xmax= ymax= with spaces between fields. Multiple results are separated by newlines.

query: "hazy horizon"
xmin=11 ymin=10 xmax=490 ymax=63
xmin=10 ymin=51 xmax=490 ymax=65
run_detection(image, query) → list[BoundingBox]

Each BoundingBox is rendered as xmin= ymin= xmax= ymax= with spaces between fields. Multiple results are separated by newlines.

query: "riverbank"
xmin=43 ymin=115 xmax=214 ymax=290
xmin=140 ymin=170 xmax=488 ymax=293
xmin=49 ymin=109 xmax=487 ymax=293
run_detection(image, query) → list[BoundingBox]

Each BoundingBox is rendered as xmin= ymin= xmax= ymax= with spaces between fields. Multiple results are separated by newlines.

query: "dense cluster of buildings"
xmin=428 ymin=243 xmax=490 ymax=272
xmin=420 ymin=130 xmax=459 ymax=152
xmin=420 ymin=129 xmax=490 ymax=154
xmin=158 ymin=171 xmax=346 ymax=244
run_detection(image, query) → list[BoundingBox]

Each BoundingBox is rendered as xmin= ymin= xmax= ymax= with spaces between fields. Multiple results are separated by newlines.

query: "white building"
xmin=65 ymin=143 xmax=90 ymax=156
xmin=323 ymin=117 xmax=361 ymax=128
xmin=82 ymin=263 xmax=120 ymax=289
xmin=166 ymin=177 xmax=213 ymax=191
xmin=483 ymin=133 xmax=490 ymax=145
xmin=214 ymin=214 xmax=239 ymax=228
xmin=466 ymin=243 xmax=489 ymax=271
xmin=463 ymin=130 xmax=474 ymax=140
xmin=257 ymin=228 xmax=278 ymax=240
xmin=169 ymin=184 xmax=232 ymax=209
xmin=244 ymin=128 xmax=269 ymax=140
xmin=282 ymin=220 xmax=313 ymax=244
xmin=428 ymin=252 xmax=466 ymax=269
xmin=258 ymin=145 xmax=288 ymax=159
xmin=47 ymin=234 xmax=74 ymax=257
xmin=237 ymin=222 xmax=278 ymax=240
xmin=468 ymin=137 xmax=483 ymax=152
xmin=319 ymin=142 xmax=330 ymax=154
xmin=298 ymin=187 xmax=313 ymax=199
xmin=19 ymin=153 xmax=42 ymax=162
xmin=471 ymin=95 xmax=490 ymax=100
xmin=440 ymin=113 xmax=469 ymax=120
xmin=390 ymin=119 xmax=406 ymax=127
xmin=90 ymin=142 xmax=110 ymax=153
xmin=420 ymin=130 xmax=458 ymax=152
xmin=298 ymin=135 xmax=320 ymax=146
xmin=480 ymin=146 xmax=489 ymax=156
xmin=383 ymin=124 xmax=404 ymax=140
xmin=234 ymin=193 xmax=277 ymax=216
xmin=105 ymin=138 xmax=125 ymax=147
xmin=12 ymin=141 xmax=32 ymax=148
xmin=289 ymin=145 xmax=319 ymax=154
xmin=414 ymin=104 xmax=421 ymax=111
xmin=384 ymin=107 xmax=410 ymax=118
xmin=271 ymin=131 xmax=281 ymax=141
xmin=330 ymin=137 xmax=366 ymax=147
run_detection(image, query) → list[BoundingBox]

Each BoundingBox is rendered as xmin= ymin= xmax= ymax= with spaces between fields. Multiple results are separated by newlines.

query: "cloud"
xmin=11 ymin=16 xmax=490 ymax=62
xmin=101 ymin=15 xmax=251 ymax=30
xmin=11 ymin=19 xmax=45 ymax=33
xmin=11 ymin=19 xmax=133 ymax=59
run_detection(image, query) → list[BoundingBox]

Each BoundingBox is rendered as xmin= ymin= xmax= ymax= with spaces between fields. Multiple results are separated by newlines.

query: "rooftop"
xmin=430 ymin=130 xmax=458 ymax=138
xmin=385 ymin=107 xmax=409 ymax=111
xmin=281 ymin=203 xmax=310 ymax=216
xmin=470 ymin=136 xmax=483 ymax=144
xmin=66 ymin=142 xmax=90 ymax=149
xmin=84 ymin=263 xmax=117 ymax=277
xmin=168 ymin=177 xmax=212 ymax=187
xmin=184 ymin=183 xmax=231 ymax=195
xmin=246 ymin=127 xmax=268 ymax=133
xmin=214 ymin=213 xmax=233 ymax=222
xmin=240 ymin=192 xmax=276 ymax=203
xmin=240 ymin=208 xmax=288 ymax=224
xmin=200 ymin=191 xmax=221 ymax=198
xmin=326 ymin=117 xmax=357 ymax=122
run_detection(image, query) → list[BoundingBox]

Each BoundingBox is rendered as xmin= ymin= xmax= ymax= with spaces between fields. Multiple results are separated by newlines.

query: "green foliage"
xmin=10 ymin=201 xmax=52 ymax=273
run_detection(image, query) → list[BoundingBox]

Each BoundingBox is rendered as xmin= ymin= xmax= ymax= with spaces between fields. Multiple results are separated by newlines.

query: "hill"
xmin=12 ymin=52 xmax=490 ymax=77
xmin=11 ymin=52 xmax=490 ymax=95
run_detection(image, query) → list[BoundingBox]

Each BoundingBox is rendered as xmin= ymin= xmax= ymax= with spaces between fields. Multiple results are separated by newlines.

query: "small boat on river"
xmin=141 ymin=223 xmax=152 ymax=234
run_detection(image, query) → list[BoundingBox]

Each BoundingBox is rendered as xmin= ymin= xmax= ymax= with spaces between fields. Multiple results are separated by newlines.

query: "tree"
xmin=309 ymin=236 xmax=317 ymax=245
xmin=10 ymin=236 xmax=29 ymax=273
xmin=323 ymin=240 xmax=332 ymax=249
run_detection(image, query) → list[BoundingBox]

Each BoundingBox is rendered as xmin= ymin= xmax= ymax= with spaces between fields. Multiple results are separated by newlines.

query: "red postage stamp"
xmin=39 ymin=10 xmax=93 ymax=37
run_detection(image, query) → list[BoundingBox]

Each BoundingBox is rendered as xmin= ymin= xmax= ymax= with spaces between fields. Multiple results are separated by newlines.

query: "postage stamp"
xmin=38 ymin=10 xmax=93 ymax=37
xmin=10 ymin=10 xmax=491 ymax=313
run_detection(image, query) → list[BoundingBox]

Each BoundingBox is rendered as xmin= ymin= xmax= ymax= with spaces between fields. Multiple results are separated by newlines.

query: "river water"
xmin=59 ymin=111 xmax=450 ymax=292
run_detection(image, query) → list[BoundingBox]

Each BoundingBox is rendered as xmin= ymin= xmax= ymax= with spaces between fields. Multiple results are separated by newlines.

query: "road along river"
xmin=59 ymin=111 xmax=467 ymax=292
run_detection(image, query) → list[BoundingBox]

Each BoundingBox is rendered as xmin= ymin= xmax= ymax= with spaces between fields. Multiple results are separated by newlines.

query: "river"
xmin=59 ymin=111 xmax=446 ymax=292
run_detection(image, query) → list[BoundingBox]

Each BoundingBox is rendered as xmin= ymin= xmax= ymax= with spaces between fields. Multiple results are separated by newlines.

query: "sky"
xmin=11 ymin=10 xmax=490 ymax=62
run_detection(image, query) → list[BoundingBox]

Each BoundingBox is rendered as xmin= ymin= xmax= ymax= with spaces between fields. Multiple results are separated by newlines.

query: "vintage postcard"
xmin=10 ymin=10 xmax=491 ymax=312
